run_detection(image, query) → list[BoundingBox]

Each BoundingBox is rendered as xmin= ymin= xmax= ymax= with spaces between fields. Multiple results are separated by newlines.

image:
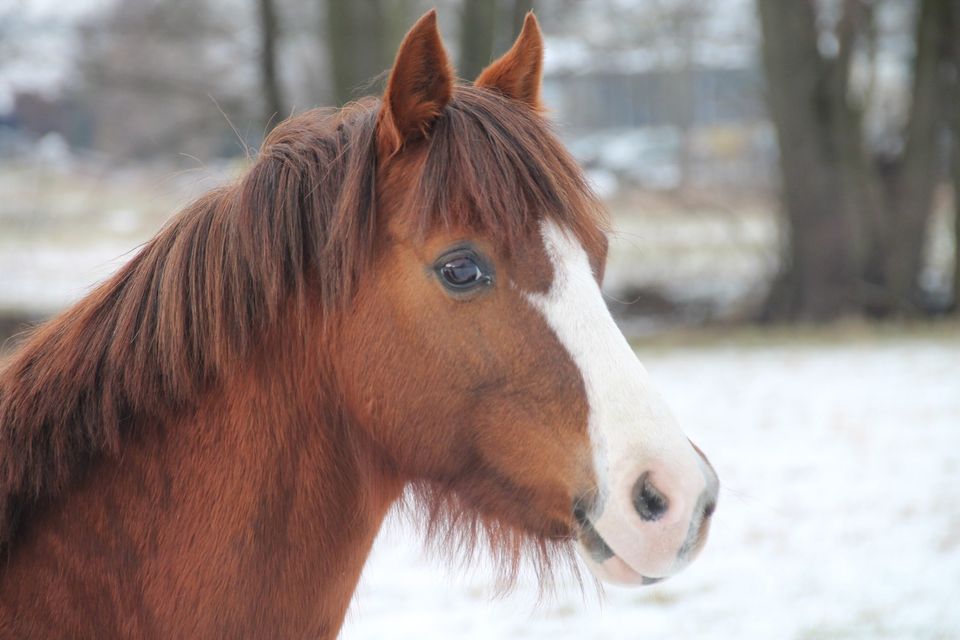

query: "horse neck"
xmin=170 ymin=357 xmax=403 ymax=636
xmin=3 ymin=335 xmax=402 ymax=638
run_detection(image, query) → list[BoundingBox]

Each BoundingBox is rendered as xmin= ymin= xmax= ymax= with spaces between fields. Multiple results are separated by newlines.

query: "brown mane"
xmin=0 ymin=85 xmax=606 ymax=556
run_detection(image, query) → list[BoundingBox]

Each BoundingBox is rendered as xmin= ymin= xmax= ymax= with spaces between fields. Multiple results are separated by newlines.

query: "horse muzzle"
xmin=574 ymin=445 xmax=719 ymax=585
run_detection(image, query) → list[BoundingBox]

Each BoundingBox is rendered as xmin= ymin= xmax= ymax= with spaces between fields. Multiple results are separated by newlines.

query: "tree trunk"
xmin=510 ymin=0 xmax=535 ymax=37
xmin=382 ymin=0 xmax=416 ymax=62
xmin=756 ymin=0 xmax=860 ymax=320
xmin=460 ymin=0 xmax=498 ymax=80
xmin=257 ymin=0 xmax=286 ymax=131
xmin=948 ymin=0 xmax=960 ymax=312
xmin=325 ymin=0 xmax=388 ymax=105
xmin=883 ymin=0 xmax=952 ymax=312
xmin=756 ymin=0 xmax=952 ymax=320
xmin=953 ymin=123 xmax=960 ymax=313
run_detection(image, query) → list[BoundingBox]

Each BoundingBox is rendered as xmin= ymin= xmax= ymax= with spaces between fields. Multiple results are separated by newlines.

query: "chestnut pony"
xmin=0 ymin=11 xmax=717 ymax=638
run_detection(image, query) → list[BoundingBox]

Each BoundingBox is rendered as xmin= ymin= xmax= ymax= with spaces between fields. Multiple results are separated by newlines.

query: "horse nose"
xmin=696 ymin=447 xmax=719 ymax=522
xmin=630 ymin=457 xmax=718 ymax=528
xmin=631 ymin=471 xmax=670 ymax=521
xmin=699 ymin=482 xmax=718 ymax=525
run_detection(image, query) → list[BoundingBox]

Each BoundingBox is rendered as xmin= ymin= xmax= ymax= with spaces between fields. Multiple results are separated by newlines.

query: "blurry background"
xmin=1 ymin=0 xmax=958 ymax=638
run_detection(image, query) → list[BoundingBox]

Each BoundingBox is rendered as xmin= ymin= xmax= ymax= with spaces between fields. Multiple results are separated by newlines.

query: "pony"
xmin=0 ymin=11 xmax=718 ymax=638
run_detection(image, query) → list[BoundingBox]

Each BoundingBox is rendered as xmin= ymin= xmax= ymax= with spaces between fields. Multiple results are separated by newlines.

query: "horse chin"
xmin=577 ymin=536 xmax=666 ymax=587
xmin=575 ymin=543 xmax=663 ymax=586
xmin=573 ymin=516 xmax=682 ymax=587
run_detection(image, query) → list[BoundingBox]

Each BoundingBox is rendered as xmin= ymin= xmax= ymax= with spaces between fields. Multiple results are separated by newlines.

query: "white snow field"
xmin=342 ymin=336 xmax=960 ymax=640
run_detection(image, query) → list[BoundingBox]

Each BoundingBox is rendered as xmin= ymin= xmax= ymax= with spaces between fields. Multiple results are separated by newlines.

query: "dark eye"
xmin=441 ymin=256 xmax=483 ymax=287
xmin=435 ymin=252 xmax=493 ymax=292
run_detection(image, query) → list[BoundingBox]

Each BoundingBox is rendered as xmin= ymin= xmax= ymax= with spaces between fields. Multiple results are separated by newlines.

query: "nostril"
xmin=703 ymin=498 xmax=717 ymax=520
xmin=632 ymin=471 xmax=669 ymax=522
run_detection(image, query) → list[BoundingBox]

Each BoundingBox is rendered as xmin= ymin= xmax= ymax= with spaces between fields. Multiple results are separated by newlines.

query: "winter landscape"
xmin=3 ymin=0 xmax=960 ymax=637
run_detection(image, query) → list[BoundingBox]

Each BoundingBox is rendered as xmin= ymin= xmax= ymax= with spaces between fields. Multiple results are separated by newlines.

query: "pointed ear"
xmin=377 ymin=10 xmax=453 ymax=157
xmin=475 ymin=12 xmax=544 ymax=110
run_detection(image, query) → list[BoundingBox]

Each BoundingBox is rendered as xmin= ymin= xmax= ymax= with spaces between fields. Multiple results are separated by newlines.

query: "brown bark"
xmin=460 ymin=0 xmax=498 ymax=80
xmin=511 ymin=0 xmax=535 ymax=37
xmin=949 ymin=0 xmax=960 ymax=312
xmin=756 ymin=0 xmax=952 ymax=320
xmin=884 ymin=0 xmax=952 ymax=311
xmin=257 ymin=0 xmax=286 ymax=131
xmin=325 ymin=0 xmax=389 ymax=105
xmin=460 ymin=0 xmax=535 ymax=81
xmin=757 ymin=0 xmax=860 ymax=320
xmin=953 ymin=126 xmax=960 ymax=313
xmin=382 ymin=0 xmax=417 ymax=60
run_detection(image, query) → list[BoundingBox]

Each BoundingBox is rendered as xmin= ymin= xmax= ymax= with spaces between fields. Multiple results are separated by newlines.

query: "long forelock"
xmin=413 ymin=86 xmax=608 ymax=257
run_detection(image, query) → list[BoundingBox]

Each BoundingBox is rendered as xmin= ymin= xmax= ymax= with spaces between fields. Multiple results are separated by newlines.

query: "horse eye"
xmin=434 ymin=251 xmax=493 ymax=293
xmin=440 ymin=256 xmax=484 ymax=288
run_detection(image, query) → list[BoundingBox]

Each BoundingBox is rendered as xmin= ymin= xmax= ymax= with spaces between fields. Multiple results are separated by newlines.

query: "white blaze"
xmin=524 ymin=220 xmax=706 ymax=580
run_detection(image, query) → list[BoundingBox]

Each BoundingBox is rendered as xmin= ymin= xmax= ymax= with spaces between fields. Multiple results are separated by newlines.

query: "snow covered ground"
xmin=342 ymin=337 xmax=960 ymax=640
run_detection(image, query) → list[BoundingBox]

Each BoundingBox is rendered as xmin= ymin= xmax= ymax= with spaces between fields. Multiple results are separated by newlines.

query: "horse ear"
xmin=475 ymin=12 xmax=543 ymax=110
xmin=377 ymin=10 xmax=453 ymax=157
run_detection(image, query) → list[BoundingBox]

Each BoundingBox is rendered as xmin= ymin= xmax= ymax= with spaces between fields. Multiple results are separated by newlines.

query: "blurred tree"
xmin=325 ymin=0 xmax=385 ymax=105
xmin=510 ymin=0 xmax=535 ymax=39
xmin=323 ymin=1 xmax=537 ymax=104
xmin=953 ymin=110 xmax=960 ymax=312
xmin=324 ymin=0 xmax=430 ymax=105
xmin=257 ymin=0 xmax=288 ymax=131
xmin=949 ymin=0 xmax=960 ymax=313
xmin=459 ymin=0 xmax=497 ymax=79
xmin=76 ymin=0 xmax=258 ymax=159
xmin=757 ymin=0 xmax=958 ymax=320
xmin=459 ymin=0 xmax=534 ymax=80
